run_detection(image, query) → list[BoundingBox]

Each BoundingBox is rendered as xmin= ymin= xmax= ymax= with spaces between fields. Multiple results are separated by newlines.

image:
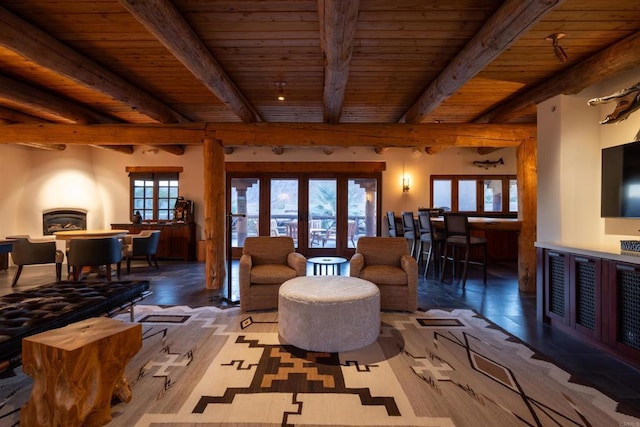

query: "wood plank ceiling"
xmin=0 ymin=0 xmax=640 ymax=153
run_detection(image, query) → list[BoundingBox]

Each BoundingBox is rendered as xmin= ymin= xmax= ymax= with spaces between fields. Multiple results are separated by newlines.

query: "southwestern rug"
xmin=1 ymin=305 xmax=639 ymax=426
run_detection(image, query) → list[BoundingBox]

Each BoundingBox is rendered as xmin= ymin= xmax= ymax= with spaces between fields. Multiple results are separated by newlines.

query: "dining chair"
xmin=122 ymin=230 xmax=161 ymax=274
xmin=439 ymin=213 xmax=487 ymax=288
xmin=68 ymin=236 xmax=123 ymax=282
xmin=416 ymin=210 xmax=445 ymax=278
xmin=6 ymin=235 xmax=64 ymax=286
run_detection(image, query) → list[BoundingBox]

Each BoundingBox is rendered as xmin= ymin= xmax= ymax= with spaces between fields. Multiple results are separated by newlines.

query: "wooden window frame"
xmin=430 ymin=174 xmax=517 ymax=216
xmin=127 ymin=166 xmax=183 ymax=222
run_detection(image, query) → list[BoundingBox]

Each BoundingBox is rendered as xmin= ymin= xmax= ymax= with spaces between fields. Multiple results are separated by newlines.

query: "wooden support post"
xmin=204 ymin=137 xmax=226 ymax=290
xmin=516 ymin=134 xmax=537 ymax=293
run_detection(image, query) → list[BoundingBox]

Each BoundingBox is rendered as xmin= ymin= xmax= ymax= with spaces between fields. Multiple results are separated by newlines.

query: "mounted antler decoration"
xmin=473 ymin=157 xmax=504 ymax=169
xmin=588 ymin=81 xmax=640 ymax=141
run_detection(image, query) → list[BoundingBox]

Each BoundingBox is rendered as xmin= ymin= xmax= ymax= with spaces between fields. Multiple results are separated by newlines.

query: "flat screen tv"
xmin=602 ymin=140 xmax=640 ymax=217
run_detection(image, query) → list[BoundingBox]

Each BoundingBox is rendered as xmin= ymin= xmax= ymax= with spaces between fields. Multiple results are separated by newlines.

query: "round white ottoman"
xmin=278 ymin=276 xmax=380 ymax=352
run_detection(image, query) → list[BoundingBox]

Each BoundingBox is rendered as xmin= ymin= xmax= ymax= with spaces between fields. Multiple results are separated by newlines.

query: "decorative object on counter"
xmin=620 ymin=240 xmax=640 ymax=255
xmin=133 ymin=210 xmax=142 ymax=224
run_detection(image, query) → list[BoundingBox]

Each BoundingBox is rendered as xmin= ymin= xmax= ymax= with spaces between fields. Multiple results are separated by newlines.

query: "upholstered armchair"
xmin=6 ymin=235 xmax=64 ymax=287
xmin=67 ymin=236 xmax=123 ymax=282
xmin=350 ymin=237 xmax=418 ymax=312
xmin=239 ymin=236 xmax=306 ymax=312
xmin=122 ymin=230 xmax=161 ymax=273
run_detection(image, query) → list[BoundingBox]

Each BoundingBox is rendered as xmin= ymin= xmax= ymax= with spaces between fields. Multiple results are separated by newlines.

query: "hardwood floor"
xmin=2 ymin=258 xmax=640 ymax=415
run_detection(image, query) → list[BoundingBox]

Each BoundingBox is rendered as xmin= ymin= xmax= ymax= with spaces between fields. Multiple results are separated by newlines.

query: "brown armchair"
xmin=239 ymin=236 xmax=306 ymax=312
xmin=6 ymin=235 xmax=64 ymax=287
xmin=349 ymin=237 xmax=418 ymax=312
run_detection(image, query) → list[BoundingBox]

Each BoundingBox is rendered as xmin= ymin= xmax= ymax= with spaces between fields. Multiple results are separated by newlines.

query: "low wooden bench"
xmin=0 ymin=280 xmax=149 ymax=372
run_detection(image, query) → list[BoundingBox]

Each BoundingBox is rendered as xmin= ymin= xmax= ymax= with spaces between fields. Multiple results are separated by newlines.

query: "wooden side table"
xmin=20 ymin=317 xmax=142 ymax=427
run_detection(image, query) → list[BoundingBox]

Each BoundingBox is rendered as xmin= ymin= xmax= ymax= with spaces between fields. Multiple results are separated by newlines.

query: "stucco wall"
xmin=537 ymin=66 xmax=640 ymax=246
xmin=0 ymin=139 xmax=517 ymax=243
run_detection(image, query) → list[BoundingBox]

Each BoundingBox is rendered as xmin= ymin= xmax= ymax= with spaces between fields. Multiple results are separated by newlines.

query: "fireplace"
xmin=42 ymin=209 xmax=87 ymax=235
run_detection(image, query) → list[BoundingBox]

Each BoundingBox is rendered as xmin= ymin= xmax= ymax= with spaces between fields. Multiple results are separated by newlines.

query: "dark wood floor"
xmin=2 ymin=258 xmax=640 ymax=416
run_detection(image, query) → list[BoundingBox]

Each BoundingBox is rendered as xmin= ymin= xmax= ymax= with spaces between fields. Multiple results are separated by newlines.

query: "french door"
xmin=228 ymin=171 xmax=380 ymax=258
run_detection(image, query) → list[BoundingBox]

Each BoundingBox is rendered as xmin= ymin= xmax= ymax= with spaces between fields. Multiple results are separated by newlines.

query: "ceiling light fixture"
xmin=546 ymin=33 xmax=568 ymax=64
xmin=275 ymin=81 xmax=286 ymax=101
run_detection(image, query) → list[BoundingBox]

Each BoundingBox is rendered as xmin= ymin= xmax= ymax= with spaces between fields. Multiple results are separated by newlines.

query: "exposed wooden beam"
xmin=0 ymin=5 xmax=189 ymax=124
xmin=0 ymin=105 xmax=67 ymax=150
xmin=0 ymin=106 xmax=48 ymax=123
xmin=401 ymin=0 xmax=563 ymax=124
xmin=0 ymin=123 xmax=207 ymax=146
xmin=91 ymin=145 xmax=134 ymax=154
xmin=424 ymin=147 xmax=446 ymax=155
xmin=319 ymin=0 xmax=360 ymax=124
xmin=477 ymin=31 xmax=640 ymax=124
xmin=119 ymin=0 xmax=261 ymax=123
xmin=477 ymin=147 xmax=502 ymax=155
xmin=0 ymin=122 xmax=534 ymax=148
xmin=151 ymin=145 xmax=185 ymax=156
xmin=0 ymin=74 xmax=116 ymax=125
xmin=208 ymin=123 xmax=534 ymax=148
xmin=16 ymin=143 xmax=67 ymax=151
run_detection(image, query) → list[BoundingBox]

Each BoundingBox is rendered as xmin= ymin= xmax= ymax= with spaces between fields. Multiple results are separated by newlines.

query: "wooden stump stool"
xmin=20 ymin=317 xmax=142 ymax=427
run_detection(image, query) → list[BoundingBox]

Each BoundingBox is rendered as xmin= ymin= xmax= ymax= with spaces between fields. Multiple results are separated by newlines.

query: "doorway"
xmin=227 ymin=164 xmax=382 ymax=259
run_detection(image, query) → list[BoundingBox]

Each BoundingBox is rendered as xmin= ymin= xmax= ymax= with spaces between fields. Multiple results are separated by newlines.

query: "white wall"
xmin=537 ymin=66 xmax=640 ymax=246
xmin=0 ymin=137 xmax=516 ymax=243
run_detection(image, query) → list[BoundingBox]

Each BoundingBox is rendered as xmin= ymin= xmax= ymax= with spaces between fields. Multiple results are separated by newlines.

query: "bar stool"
xmin=385 ymin=211 xmax=398 ymax=237
xmin=416 ymin=210 xmax=445 ymax=278
xmin=439 ymin=213 xmax=487 ymax=288
xmin=401 ymin=211 xmax=418 ymax=257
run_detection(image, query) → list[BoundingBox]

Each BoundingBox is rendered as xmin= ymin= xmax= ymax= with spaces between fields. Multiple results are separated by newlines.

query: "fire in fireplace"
xmin=42 ymin=209 xmax=87 ymax=235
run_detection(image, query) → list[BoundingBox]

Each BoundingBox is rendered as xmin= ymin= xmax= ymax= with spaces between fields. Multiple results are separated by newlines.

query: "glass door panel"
xmin=270 ymin=179 xmax=299 ymax=246
xmin=308 ymin=179 xmax=337 ymax=249
xmin=349 ymin=178 xmax=377 ymax=248
xmin=230 ymin=178 xmax=260 ymax=247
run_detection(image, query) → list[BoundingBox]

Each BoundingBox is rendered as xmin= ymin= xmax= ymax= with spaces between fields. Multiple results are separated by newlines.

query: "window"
xmin=430 ymin=175 xmax=517 ymax=214
xmin=129 ymin=171 xmax=180 ymax=221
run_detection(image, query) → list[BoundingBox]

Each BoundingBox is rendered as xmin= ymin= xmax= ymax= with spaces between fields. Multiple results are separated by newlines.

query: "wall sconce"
xmin=402 ymin=161 xmax=410 ymax=193
xmin=402 ymin=176 xmax=410 ymax=193
xmin=275 ymin=81 xmax=286 ymax=101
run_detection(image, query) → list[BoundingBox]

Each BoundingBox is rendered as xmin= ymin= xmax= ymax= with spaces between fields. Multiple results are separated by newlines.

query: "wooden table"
xmin=53 ymin=229 xmax=129 ymax=240
xmin=430 ymin=216 xmax=521 ymax=231
xmin=20 ymin=317 xmax=141 ymax=427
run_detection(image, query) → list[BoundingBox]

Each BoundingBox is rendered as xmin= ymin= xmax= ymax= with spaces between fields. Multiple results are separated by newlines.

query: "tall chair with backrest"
xmin=401 ymin=211 xmax=418 ymax=258
xmin=6 ymin=235 xmax=64 ymax=287
xmin=385 ymin=211 xmax=398 ymax=237
xmin=416 ymin=210 xmax=445 ymax=278
xmin=122 ymin=230 xmax=161 ymax=274
xmin=68 ymin=236 xmax=123 ymax=282
xmin=439 ymin=213 xmax=487 ymax=288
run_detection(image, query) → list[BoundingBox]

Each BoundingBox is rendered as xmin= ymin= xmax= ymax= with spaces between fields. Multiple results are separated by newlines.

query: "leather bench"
xmin=0 ymin=280 xmax=149 ymax=371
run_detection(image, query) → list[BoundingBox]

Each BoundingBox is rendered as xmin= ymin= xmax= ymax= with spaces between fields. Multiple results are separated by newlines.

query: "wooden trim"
xmin=125 ymin=166 xmax=184 ymax=173
xmin=225 ymin=162 xmax=386 ymax=173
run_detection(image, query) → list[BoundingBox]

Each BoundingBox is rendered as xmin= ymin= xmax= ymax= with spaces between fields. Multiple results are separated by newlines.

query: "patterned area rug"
xmin=2 ymin=305 xmax=639 ymax=426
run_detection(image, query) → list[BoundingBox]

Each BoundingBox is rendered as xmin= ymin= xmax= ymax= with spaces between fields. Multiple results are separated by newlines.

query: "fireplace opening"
xmin=42 ymin=209 xmax=87 ymax=235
